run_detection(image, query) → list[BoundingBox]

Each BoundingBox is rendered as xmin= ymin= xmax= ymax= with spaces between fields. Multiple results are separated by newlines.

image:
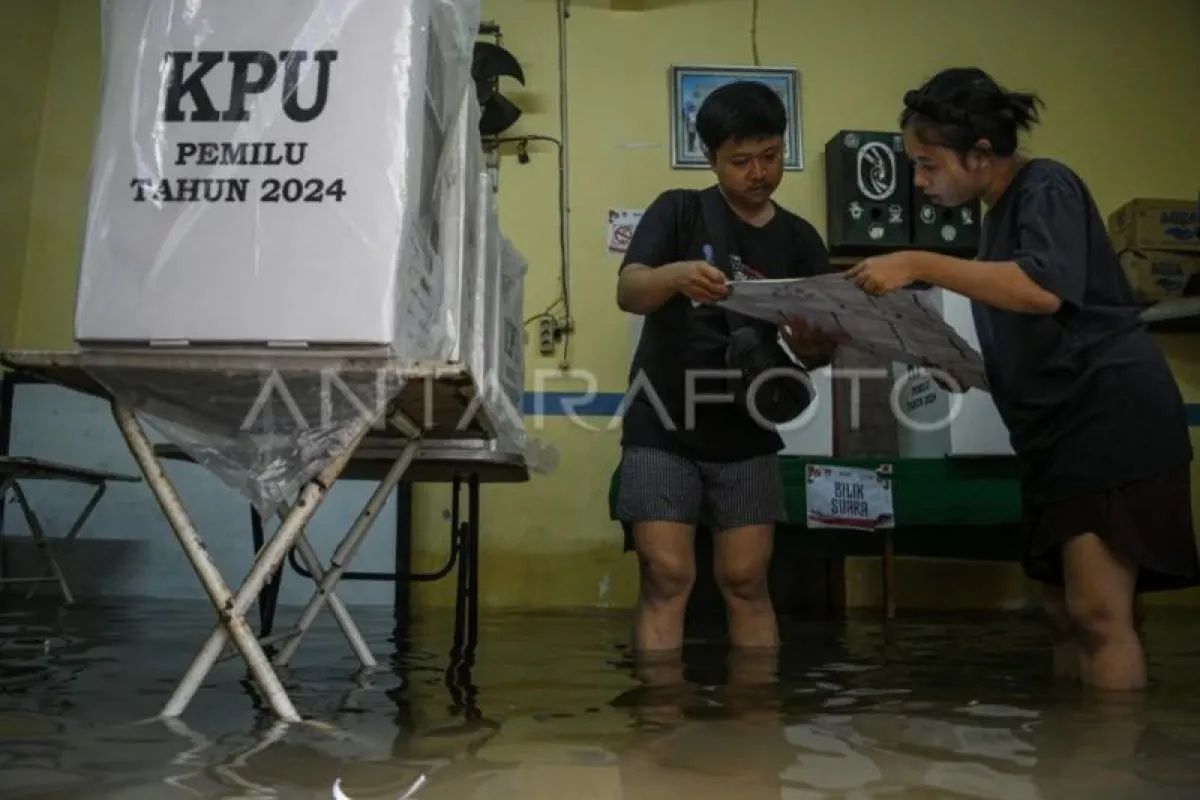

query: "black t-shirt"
xmin=619 ymin=186 xmax=831 ymax=462
xmin=975 ymin=158 xmax=1192 ymax=501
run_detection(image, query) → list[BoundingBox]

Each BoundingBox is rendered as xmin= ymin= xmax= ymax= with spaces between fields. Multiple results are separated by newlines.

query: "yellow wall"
xmin=12 ymin=0 xmax=101 ymax=349
xmin=0 ymin=1 xmax=59 ymax=349
xmin=413 ymin=0 xmax=1200 ymax=610
xmin=6 ymin=0 xmax=1200 ymax=609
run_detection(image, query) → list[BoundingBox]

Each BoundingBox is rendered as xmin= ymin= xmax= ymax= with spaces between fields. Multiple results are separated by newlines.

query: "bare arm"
xmin=617 ymin=261 xmax=729 ymax=315
xmin=847 ymin=251 xmax=1063 ymax=314
xmin=617 ymin=263 xmax=682 ymax=315
xmin=914 ymin=252 xmax=1063 ymax=314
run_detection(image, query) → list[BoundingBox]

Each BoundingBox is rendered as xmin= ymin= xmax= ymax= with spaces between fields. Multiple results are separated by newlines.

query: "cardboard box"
xmin=1108 ymin=198 xmax=1200 ymax=252
xmin=1119 ymin=250 xmax=1200 ymax=304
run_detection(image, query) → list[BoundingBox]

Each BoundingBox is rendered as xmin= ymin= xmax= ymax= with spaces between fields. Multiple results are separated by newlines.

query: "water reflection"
xmin=1 ymin=600 xmax=1199 ymax=798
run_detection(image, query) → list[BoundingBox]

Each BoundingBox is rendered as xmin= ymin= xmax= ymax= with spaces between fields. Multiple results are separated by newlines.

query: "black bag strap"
xmin=697 ymin=185 xmax=736 ymax=280
xmin=695 ymin=187 xmax=812 ymax=423
xmin=697 ymin=186 xmax=763 ymax=334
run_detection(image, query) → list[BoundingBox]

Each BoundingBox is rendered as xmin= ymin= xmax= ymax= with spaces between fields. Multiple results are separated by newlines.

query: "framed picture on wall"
xmin=669 ymin=65 xmax=803 ymax=170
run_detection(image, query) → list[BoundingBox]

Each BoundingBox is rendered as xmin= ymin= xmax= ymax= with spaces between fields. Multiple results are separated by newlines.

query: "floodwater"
xmin=2 ymin=599 xmax=1199 ymax=798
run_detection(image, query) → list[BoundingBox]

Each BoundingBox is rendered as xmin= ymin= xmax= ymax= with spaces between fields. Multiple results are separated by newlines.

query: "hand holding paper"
xmin=844 ymin=252 xmax=921 ymax=296
xmin=719 ymin=274 xmax=989 ymax=392
xmin=675 ymin=260 xmax=730 ymax=305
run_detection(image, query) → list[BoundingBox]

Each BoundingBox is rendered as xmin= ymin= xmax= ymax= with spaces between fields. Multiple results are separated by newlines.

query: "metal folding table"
xmin=0 ymin=456 xmax=140 ymax=603
xmin=155 ymin=437 xmax=528 ymax=709
xmin=0 ymin=348 xmax=521 ymax=722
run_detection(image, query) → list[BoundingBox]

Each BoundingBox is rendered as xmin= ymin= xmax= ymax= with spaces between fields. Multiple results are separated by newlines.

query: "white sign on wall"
xmin=805 ymin=463 xmax=895 ymax=531
xmin=606 ymin=209 xmax=644 ymax=254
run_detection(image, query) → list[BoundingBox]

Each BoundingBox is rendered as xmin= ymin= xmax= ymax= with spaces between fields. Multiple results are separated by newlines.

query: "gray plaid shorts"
xmin=615 ymin=446 xmax=785 ymax=531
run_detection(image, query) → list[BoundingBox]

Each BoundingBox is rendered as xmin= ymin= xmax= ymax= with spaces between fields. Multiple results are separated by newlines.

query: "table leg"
xmin=465 ymin=474 xmax=480 ymax=662
xmin=9 ymin=483 xmax=74 ymax=604
xmin=449 ymin=477 xmax=466 ymax=662
xmin=0 ymin=477 xmax=11 ymax=591
xmin=272 ymin=441 xmax=419 ymax=667
xmin=274 ymin=524 xmax=380 ymax=669
xmin=250 ymin=508 xmax=284 ymax=638
xmin=883 ymin=529 xmax=896 ymax=620
xmin=446 ymin=474 xmax=481 ymax=718
xmin=114 ymin=403 xmax=372 ymax=721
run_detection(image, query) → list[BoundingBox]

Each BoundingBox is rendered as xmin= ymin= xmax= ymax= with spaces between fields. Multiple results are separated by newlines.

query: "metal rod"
xmin=258 ymin=630 xmax=300 ymax=650
xmin=249 ymin=507 xmax=280 ymax=637
xmin=450 ymin=477 xmax=465 ymax=660
xmin=24 ymin=483 xmax=107 ymax=597
xmin=115 ymin=404 xmax=370 ymax=720
xmin=0 ymin=377 xmax=15 ymax=583
xmin=289 ymin=531 xmax=378 ymax=668
xmin=158 ymin=412 xmax=374 ymax=717
xmin=10 ymin=483 xmax=73 ymax=604
xmin=394 ymin=481 xmax=410 ymax=624
xmin=268 ymin=494 xmax=377 ymax=662
xmin=557 ymin=0 xmax=573 ymax=367
xmin=58 ymin=483 xmax=106 ymax=543
xmin=288 ymin=523 xmax=458 ymax=583
xmin=0 ymin=476 xmax=14 ymax=590
xmin=273 ymin=440 xmax=419 ymax=666
xmin=466 ymin=475 xmax=480 ymax=663
xmin=217 ymin=629 xmax=300 ymax=662
xmin=388 ymin=409 xmax=422 ymax=439
xmin=883 ymin=530 xmax=896 ymax=620
xmin=113 ymin=403 xmax=303 ymax=721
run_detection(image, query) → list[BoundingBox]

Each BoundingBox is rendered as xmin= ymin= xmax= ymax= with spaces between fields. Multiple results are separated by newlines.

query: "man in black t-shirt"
xmin=615 ymin=82 xmax=838 ymax=653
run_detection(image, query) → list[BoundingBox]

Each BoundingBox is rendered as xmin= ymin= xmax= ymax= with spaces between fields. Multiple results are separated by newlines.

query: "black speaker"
xmin=825 ymin=130 xmax=912 ymax=255
xmin=911 ymin=188 xmax=980 ymax=254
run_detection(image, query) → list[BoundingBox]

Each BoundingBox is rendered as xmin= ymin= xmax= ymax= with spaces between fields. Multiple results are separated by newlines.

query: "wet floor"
xmin=1 ymin=598 xmax=1199 ymax=798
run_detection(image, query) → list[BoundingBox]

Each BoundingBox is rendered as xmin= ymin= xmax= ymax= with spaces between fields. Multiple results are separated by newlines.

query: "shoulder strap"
xmin=698 ymin=185 xmax=764 ymax=334
xmin=697 ymin=186 xmax=737 ymax=280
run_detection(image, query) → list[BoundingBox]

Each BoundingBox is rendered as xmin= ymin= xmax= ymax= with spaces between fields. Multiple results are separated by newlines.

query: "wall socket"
xmin=537 ymin=317 xmax=556 ymax=355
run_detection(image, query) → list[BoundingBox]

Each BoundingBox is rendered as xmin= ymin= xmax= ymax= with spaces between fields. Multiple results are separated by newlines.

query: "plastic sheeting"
xmin=77 ymin=0 xmax=479 ymax=352
xmin=69 ymin=0 xmax=537 ymax=514
xmin=87 ymin=356 xmax=410 ymax=513
xmin=493 ymin=236 xmax=529 ymax=457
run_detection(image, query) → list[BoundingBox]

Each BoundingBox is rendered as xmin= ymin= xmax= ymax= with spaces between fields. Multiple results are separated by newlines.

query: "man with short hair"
xmin=616 ymin=81 xmax=837 ymax=653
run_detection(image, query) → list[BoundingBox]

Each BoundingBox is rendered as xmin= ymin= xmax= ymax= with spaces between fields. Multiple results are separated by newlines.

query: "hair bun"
xmin=938 ymin=102 xmax=968 ymax=123
xmin=902 ymin=89 xmax=970 ymax=125
xmin=899 ymin=68 xmax=1043 ymax=156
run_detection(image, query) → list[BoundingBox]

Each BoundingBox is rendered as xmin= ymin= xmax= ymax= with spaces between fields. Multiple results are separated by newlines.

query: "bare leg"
xmin=713 ymin=524 xmax=778 ymax=650
xmin=632 ymin=522 xmax=697 ymax=654
xmin=1063 ymin=533 xmax=1145 ymax=691
xmin=1043 ymin=585 xmax=1081 ymax=680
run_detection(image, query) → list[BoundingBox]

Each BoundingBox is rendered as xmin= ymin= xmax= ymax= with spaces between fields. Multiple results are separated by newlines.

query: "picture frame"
xmin=669 ymin=65 xmax=803 ymax=170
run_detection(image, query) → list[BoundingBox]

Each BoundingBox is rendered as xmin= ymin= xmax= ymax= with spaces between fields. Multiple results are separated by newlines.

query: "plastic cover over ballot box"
xmin=75 ymin=0 xmax=479 ymax=354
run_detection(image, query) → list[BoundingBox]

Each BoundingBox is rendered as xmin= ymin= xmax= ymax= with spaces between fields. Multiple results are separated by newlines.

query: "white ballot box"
xmin=75 ymin=0 xmax=475 ymax=351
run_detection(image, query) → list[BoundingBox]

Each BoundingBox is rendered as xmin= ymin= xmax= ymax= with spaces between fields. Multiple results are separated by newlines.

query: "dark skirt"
xmin=1022 ymin=466 xmax=1200 ymax=592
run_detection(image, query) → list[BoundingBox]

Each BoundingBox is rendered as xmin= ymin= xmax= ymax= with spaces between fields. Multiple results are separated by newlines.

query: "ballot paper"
xmin=719 ymin=275 xmax=989 ymax=392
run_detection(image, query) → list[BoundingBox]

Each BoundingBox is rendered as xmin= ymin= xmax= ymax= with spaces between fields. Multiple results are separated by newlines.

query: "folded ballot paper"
xmin=719 ymin=275 xmax=989 ymax=392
